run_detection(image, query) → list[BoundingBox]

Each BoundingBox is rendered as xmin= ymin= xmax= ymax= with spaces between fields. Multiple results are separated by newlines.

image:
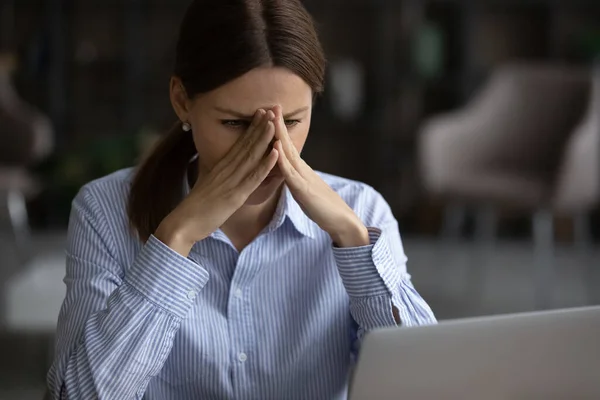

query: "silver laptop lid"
xmin=350 ymin=306 xmax=600 ymax=400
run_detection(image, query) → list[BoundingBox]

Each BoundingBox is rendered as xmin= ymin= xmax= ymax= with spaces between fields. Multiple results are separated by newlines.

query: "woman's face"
xmin=171 ymin=66 xmax=313 ymax=205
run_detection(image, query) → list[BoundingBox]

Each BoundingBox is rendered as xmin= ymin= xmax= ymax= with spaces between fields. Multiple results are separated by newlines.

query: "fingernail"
xmin=266 ymin=110 xmax=275 ymax=120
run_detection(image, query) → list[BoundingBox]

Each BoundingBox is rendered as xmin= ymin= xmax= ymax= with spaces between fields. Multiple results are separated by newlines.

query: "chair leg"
xmin=573 ymin=212 xmax=592 ymax=251
xmin=437 ymin=204 xmax=467 ymax=294
xmin=474 ymin=206 xmax=497 ymax=244
xmin=442 ymin=203 xmax=467 ymax=240
xmin=469 ymin=206 xmax=497 ymax=305
xmin=574 ymin=213 xmax=600 ymax=305
xmin=532 ymin=209 xmax=554 ymax=310
xmin=6 ymin=188 xmax=32 ymax=264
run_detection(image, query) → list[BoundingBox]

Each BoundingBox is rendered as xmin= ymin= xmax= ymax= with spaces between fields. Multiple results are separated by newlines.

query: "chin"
xmin=244 ymin=177 xmax=285 ymax=206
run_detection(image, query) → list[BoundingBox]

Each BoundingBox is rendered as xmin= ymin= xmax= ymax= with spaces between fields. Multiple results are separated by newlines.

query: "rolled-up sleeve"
xmin=47 ymin=186 xmax=209 ymax=399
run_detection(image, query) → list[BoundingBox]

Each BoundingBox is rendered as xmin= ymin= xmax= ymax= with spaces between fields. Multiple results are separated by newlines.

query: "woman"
xmin=47 ymin=0 xmax=436 ymax=398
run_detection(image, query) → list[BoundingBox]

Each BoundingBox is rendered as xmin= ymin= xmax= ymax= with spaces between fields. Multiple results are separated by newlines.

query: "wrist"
xmin=155 ymin=217 xmax=196 ymax=257
xmin=329 ymin=216 xmax=369 ymax=248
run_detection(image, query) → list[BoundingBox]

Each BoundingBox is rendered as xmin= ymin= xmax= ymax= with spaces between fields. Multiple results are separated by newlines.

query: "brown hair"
xmin=128 ymin=0 xmax=326 ymax=240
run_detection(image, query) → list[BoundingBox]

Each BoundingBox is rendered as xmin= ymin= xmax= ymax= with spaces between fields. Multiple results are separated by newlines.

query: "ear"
xmin=170 ymin=76 xmax=191 ymax=122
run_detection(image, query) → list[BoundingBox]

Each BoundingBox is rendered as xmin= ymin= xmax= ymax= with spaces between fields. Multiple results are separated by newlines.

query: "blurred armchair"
xmin=552 ymin=64 xmax=600 ymax=240
xmin=552 ymin=63 xmax=600 ymax=303
xmin=0 ymin=53 xmax=54 ymax=264
xmin=418 ymin=63 xmax=591 ymax=309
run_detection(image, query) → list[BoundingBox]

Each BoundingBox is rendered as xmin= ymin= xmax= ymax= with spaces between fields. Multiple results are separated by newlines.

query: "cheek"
xmin=290 ymin=125 xmax=310 ymax=153
xmin=192 ymin=127 xmax=239 ymax=170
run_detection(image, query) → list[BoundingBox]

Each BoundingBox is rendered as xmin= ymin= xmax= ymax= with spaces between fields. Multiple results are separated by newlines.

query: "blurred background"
xmin=1 ymin=0 xmax=600 ymax=397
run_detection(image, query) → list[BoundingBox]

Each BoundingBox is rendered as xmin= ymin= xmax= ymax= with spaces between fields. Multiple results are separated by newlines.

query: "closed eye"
xmin=222 ymin=119 xmax=302 ymax=130
xmin=285 ymin=119 xmax=301 ymax=127
xmin=221 ymin=119 xmax=251 ymax=129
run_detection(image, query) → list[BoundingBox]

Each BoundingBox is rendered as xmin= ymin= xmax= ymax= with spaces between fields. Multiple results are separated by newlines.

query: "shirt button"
xmin=186 ymin=290 xmax=197 ymax=300
xmin=234 ymin=289 xmax=243 ymax=299
xmin=238 ymin=352 xmax=247 ymax=362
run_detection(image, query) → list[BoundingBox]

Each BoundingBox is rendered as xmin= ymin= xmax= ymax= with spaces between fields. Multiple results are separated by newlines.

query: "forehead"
xmin=197 ymin=67 xmax=313 ymax=113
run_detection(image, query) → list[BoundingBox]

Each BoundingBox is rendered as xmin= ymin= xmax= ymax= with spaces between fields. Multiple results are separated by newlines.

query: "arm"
xmin=331 ymin=189 xmax=436 ymax=357
xmin=334 ymin=225 xmax=436 ymax=327
xmin=265 ymin=107 xmax=435 ymax=354
xmin=47 ymin=186 xmax=209 ymax=399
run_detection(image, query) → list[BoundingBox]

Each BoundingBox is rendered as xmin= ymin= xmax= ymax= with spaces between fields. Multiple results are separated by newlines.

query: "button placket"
xmin=234 ymin=288 xmax=243 ymax=299
xmin=228 ymin=254 xmax=255 ymax=399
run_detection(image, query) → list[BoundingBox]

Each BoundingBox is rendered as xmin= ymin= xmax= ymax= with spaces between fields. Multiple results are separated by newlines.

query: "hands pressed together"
xmin=156 ymin=105 xmax=369 ymax=257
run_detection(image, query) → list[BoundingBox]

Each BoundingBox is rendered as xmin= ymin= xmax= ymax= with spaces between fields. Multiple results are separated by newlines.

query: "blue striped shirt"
xmin=47 ymin=168 xmax=436 ymax=399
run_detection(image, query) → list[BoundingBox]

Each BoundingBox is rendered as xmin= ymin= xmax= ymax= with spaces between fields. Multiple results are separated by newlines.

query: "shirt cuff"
xmin=349 ymin=295 xmax=397 ymax=330
xmin=333 ymin=227 xmax=402 ymax=298
xmin=124 ymin=235 xmax=210 ymax=319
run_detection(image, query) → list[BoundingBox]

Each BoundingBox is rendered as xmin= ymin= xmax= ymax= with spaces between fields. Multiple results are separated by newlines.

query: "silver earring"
xmin=182 ymin=122 xmax=192 ymax=132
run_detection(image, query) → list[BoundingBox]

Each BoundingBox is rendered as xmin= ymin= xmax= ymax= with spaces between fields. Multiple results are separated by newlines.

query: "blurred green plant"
xmin=576 ymin=29 xmax=600 ymax=62
xmin=33 ymin=128 xmax=160 ymax=226
xmin=413 ymin=21 xmax=444 ymax=81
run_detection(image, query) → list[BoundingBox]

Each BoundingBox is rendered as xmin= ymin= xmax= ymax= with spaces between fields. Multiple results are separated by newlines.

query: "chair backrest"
xmin=463 ymin=63 xmax=590 ymax=177
xmin=552 ymin=61 xmax=600 ymax=212
xmin=0 ymin=53 xmax=54 ymax=166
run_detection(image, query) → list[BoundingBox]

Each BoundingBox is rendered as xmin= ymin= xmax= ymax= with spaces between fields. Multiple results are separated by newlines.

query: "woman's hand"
xmin=155 ymin=109 xmax=278 ymax=256
xmin=271 ymin=105 xmax=370 ymax=248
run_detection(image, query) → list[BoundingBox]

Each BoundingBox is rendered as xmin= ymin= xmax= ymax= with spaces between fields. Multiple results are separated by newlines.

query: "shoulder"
xmin=66 ymin=168 xmax=139 ymax=264
xmin=71 ymin=168 xmax=136 ymax=233
xmin=75 ymin=168 xmax=135 ymax=209
xmin=316 ymin=171 xmax=376 ymax=198
xmin=315 ymin=171 xmax=394 ymax=224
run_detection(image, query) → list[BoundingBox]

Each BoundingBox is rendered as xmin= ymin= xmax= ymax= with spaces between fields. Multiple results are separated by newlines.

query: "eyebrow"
xmin=214 ymin=106 xmax=309 ymax=119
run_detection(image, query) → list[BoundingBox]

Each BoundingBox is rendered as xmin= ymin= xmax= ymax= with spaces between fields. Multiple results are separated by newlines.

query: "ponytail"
xmin=128 ymin=122 xmax=196 ymax=241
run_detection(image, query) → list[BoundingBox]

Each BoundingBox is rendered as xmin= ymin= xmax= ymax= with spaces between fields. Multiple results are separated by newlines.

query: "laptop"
xmin=349 ymin=306 xmax=600 ymax=400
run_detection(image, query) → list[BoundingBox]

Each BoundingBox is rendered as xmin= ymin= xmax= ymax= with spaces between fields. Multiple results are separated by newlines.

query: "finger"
xmin=224 ymin=120 xmax=275 ymax=188
xmin=272 ymin=105 xmax=301 ymax=162
xmin=275 ymin=140 xmax=304 ymax=191
xmin=221 ymin=110 xmax=271 ymax=176
xmin=247 ymin=108 xmax=267 ymax=133
xmin=225 ymin=109 xmax=269 ymax=163
xmin=246 ymin=109 xmax=275 ymax=147
xmin=211 ymin=110 xmax=270 ymax=187
xmin=272 ymin=106 xmax=292 ymax=148
xmin=216 ymin=109 xmax=266 ymax=172
xmin=232 ymin=110 xmax=275 ymax=164
xmin=240 ymin=147 xmax=279 ymax=194
xmin=241 ymin=119 xmax=275 ymax=164
xmin=244 ymin=120 xmax=276 ymax=167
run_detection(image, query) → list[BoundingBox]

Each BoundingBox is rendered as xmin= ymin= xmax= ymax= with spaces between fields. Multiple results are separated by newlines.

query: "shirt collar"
xmin=267 ymin=185 xmax=318 ymax=239
xmin=183 ymin=162 xmax=318 ymax=239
